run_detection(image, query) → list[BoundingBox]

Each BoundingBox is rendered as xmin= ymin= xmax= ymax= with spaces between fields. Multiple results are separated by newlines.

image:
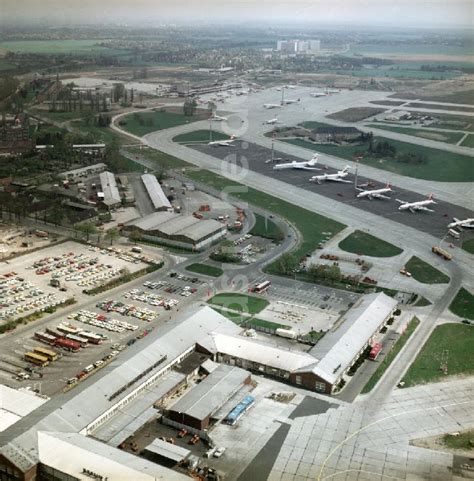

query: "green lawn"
xmin=30 ymin=108 xmax=95 ymax=122
xmin=124 ymin=146 xmax=189 ymax=170
xmin=402 ymin=324 xmax=474 ymax=387
xmin=461 ymin=134 xmax=474 ymax=148
xmin=210 ymin=306 xmax=252 ymax=324
xmin=184 ymin=169 xmax=346 ymax=261
xmin=173 ymin=129 xmax=228 ymax=143
xmin=250 ymin=213 xmax=284 ymax=241
xmin=207 ymin=293 xmax=269 ymax=314
xmin=462 ymin=238 xmax=474 ymax=254
xmin=120 ymin=110 xmax=201 ymax=137
xmin=405 ymin=256 xmax=450 ymax=284
xmin=414 ymin=296 xmax=432 ymax=307
xmin=366 ymin=124 xmax=464 ymax=144
xmin=442 ymin=430 xmax=474 ymax=450
xmin=282 ymin=137 xmax=474 ymax=182
xmin=245 ymin=318 xmax=292 ymax=331
xmin=185 ymin=263 xmax=223 ymax=277
xmin=362 ymin=317 xmax=420 ymax=393
xmin=339 ymin=230 xmax=403 ymax=257
xmin=449 ymin=287 xmax=474 ymax=320
xmin=71 ymin=119 xmax=129 ymax=145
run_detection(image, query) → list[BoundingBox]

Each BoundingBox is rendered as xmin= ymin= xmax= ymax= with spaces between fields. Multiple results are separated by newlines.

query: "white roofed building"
xmin=141 ymin=174 xmax=172 ymax=211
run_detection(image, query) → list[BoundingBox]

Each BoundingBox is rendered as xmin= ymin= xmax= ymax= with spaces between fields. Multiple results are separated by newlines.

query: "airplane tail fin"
xmin=309 ymin=154 xmax=319 ymax=165
xmin=341 ymin=165 xmax=350 ymax=173
xmin=230 ymin=135 xmax=236 ymax=140
xmin=428 ymin=193 xmax=436 ymax=203
xmin=386 ymin=182 xmax=392 ymax=189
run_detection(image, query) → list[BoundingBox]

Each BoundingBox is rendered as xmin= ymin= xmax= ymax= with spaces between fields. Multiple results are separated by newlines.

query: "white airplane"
xmin=209 ymin=114 xmax=227 ymax=121
xmin=263 ymin=103 xmax=281 ymax=109
xmin=281 ymin=98 xmax=300 ymax=105
xmin=274 ymin=154 xmax=321 ymax=171
xmin=265 ymin=116 xmax=281 ymax=125
xmin=448 ymin=217 xmax=474 ymax=229
xmin=310 ymin=92 xmax=327 ymax=98
xmin=356 ymin=183 xmax=392 ymax=200
xmin=208 ymin=135 xmax=237 ymax=147
xmin=310 ymin=166 xmax=351 ymax=184
xmin=396 ymin=194 xmax=436 ymax=213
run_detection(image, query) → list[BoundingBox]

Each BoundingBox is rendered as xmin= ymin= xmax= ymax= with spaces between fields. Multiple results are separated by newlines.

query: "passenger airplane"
xmin=209 ymin=114 xmax=227 ymax=121
xmin=310 ymin=92 xmax=327 ymax=98
xmin=310 ymin=166 xmax=351 ymax=184
xmin=396 ymin=194 xmax=436 ymax=213
xmin=281 ymin=98 xmax=300 ymax=105
xmin=448 ymin=217 xmax=474 ymax=229
xmin=356 ymin=183 xmax=392 ymax=200
xmin=263 ymin=103 xmax=281 ymax=109
xmin=208 ymin=135 xmax=237 ymax=147
xmin=265 ymin=117 xmax=281 ymax=125
xmin=273 ymin=154 xmax=321 ymax=171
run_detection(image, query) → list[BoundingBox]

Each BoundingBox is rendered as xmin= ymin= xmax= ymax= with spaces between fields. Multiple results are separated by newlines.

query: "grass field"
xmin=366 ymin=124 xmax=465 ymax=144
xmin=404 ymin=256 xmax=450 ymax=284
xmin=173 ymin=129 xmax=228 ymax=143
xmin=449 ymin=287 xmax=474 ymax=320
xmin=71 ymin=119 xmax=129 ymax=145
xmin=0 ymin=40 xmax=118 ymax=55
xmin=406 ymin=102 xmax=474 ymax=113
xmin=120 ymin=110 xmax=202 ymax=137
xmin=185 ymin=263 xmax=223 ymax=277
xmin=124 ymin=146 xmax=189 ymax=170
xmin=250 ymin=213 xmax=284 ymax=241
xmin=414 ymin=296 xmax=432 ymax=307
xmin=339 ymin=230 xmax=403 ymax=257
xmin=184 ymin=168 xmax=346 ymax=261
xmin=461 ymin=134 xmax=474 ymax=148
xmin=462 ymin=238 xmax=474 ymax=254
xmin=442 ymin=430 xmax=474 ymax=450
xmin=362 ymin=317 xmax=420 ymax=393
xmin=402 ymin=324 xmax=474 ymax=387
xmin=282 ymin=137 xmax=474 ymax=182
xmin=207 ymin=293 xmax=269 ymax=314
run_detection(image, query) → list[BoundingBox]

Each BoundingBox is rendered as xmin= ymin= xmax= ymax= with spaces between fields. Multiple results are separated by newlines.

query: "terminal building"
xmin=126 ymin=211 xmax=227 ymax=251
xmin=141 ymin=174 xmax=172 ymax=211
xmin=0 ymin=294 xmax=396 ymax=480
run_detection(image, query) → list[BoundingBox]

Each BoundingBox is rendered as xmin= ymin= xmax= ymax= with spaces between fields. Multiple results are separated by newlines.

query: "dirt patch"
xmin=327 ymin=107 xmax=386 ymax=122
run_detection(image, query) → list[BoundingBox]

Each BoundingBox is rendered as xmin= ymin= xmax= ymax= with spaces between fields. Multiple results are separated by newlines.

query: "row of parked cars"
xmin=96 ymin=300 xmax=157 ymax=322
xmin=70 ymin=310 xmax=139 ymax=333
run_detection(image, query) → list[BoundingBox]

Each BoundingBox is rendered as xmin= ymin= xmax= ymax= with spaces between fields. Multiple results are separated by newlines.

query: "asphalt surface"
xmin=190 ymin=140 xmax=474 ymax=239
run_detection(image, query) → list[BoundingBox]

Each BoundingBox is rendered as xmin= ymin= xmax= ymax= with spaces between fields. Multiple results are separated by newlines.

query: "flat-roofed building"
xmin=126 ymin=211 xmax=226 ymax=251
xmin=166 ymin=364 xmax=251 ymax=430
xmin=58 ymin=163 xmax=107 ymax=180
xmin=99 ymin=171 xmax=121 ymax=208
xmin=141 ymin=174 xmax=172 ymax=211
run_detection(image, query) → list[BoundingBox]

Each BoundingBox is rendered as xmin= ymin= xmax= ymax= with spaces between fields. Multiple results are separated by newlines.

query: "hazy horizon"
xmin=2 ymin=0 xmax=473 ymax=29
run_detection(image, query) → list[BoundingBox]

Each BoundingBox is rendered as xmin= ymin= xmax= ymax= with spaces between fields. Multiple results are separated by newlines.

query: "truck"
xmin=448 ymin=229 xmax=460 ymax=240
xmin=432 ymin=246 xmax=453 ymax=261
xmin=34 ymin=230 xmax=49 ymax=238
xmin=275 ymin=328 xmax=298 ymax=340
xmin=131 ymin=246 xmax=142 ymax=253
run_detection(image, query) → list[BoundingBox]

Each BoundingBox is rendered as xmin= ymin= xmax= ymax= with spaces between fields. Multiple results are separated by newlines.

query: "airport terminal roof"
xmin=141 ymin=174 xmax=171 ymax=210
xmin=206 ymin=333 xmax=316 ymax=373
xmin=38 ymin=432 xmax=189 ymax=481
xmin=144 ymin=438 xmax=191 ymax=463
xmin=301 ymin=292 xmax=397 ymax=384
xmin=130 ymin=212 xmax=225 ymax=242
xmin=168 ymin=364 xmax=249 ymax=422
xmin=99 ymin=171 xmax=121 ymax=206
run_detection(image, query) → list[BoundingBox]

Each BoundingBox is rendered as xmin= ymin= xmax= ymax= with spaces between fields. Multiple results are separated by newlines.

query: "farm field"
xmin=282 ymin=136 xmax=474 ymax=182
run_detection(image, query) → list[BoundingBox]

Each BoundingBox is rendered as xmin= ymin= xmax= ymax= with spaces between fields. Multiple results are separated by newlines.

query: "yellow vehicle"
xmin=33 ymin=346 xmax=59 ymax=362
xmin=24 ymin=352 xmax=49 ymax=367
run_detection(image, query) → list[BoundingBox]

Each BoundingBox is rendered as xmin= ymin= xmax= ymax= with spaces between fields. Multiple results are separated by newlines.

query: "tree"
xmin=275 ymin=253 xmax=298 ymax=275
xmin=183 ymin=98 xmax=197 ymax=116
xmin=76 ymin=222 xmax=98 ymax=241
xmin=129 ymin=229 xmax=142 ymax=244
xmin=105 ymin=227 xmax=120 ymax=245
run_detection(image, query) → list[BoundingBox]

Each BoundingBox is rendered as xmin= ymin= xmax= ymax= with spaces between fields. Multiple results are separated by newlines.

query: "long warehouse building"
xmin=99 ymin=171 xmax=121 ymax=208
xmin=141 ymin=173 xmax=172 ymax=211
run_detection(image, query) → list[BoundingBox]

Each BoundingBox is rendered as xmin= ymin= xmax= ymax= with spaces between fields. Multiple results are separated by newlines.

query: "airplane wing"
xmin=395 ymin=199 xmax=406 ymax=204
xmin=328 ymin=178 xmax=352 ymax=183
xmin=294 ymin=165 xmax=321 ymax=171
xmin=416 ymin=206 xmax=435 ymax=212
xmin=372 ymin=193 xmax=391 ymax=200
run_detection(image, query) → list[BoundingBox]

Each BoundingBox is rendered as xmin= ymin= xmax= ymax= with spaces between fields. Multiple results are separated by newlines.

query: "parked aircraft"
xmin=263 ymin=103 xmax=281 ymax=109
xmin=281 ymin=99 xmax=300 ymax=105
xmin=448 ymin=217 xmax=474 ymax=229
xmin=356 ymin=183 xmax=392 ymax=200
xmin=274 ymin=154 xmax=321 ymax=171
xmin=210 ymin=114 xmax=227 ymax=121
xmin=310 ymin=92 xmax=327 ymax=98
xmin=396 ymin=194 xmax=436 ymax=213
xmin=265 ymin=117 xmax=281 ymax=125
xmin=208 ymin=135 xmax=237 ymax=147
xmin=310 ymin=166 xmax=351 ymax=184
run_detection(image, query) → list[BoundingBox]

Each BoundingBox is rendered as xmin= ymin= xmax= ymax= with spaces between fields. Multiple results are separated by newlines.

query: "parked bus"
xmin=252 ymin=280 xmax=271 ymax=294
xmin=225 ymin=395 xmax=255 ymax=425
xmin=78 ymin=331 xmax=102 ymax=345
xmin=54 ymin=337 xmax=81 ymax=352
xmin=34 ymin=331 xmax=57 ymax=345
xmin=24 ymin=352 xmax=49 ymax=367
xmin=33 ymin=346 xmax=59 ymax=362
xmin=369 ymin=343 xmax=383 ymax=361
xmin=65 ymin=334 xmax=88 ymax=348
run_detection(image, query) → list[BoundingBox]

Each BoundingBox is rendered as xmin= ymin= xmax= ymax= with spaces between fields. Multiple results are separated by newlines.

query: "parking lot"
xmin=0 ymin=258 xmax=209 ymax=396
xmin=0 ymin=241 xmax=157 ymax=324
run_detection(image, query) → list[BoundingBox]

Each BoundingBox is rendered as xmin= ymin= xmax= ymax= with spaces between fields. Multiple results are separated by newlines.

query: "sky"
xmin=2 ymin=0 xmax=473 ymax=28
